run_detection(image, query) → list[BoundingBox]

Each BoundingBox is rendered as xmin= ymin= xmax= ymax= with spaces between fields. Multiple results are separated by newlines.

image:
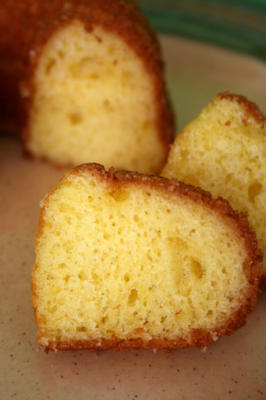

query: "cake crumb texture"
xmin=162 ymin=93 xmax=266 ymax=285
xmin=32 ymin=163 xmax=262 ymax=351
xmin=28 ymin=22 xmax=167 ymax=172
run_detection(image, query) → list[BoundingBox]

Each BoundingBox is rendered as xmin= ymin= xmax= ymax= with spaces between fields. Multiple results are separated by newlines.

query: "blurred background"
xmin=140 ymin=0 xmax=266 ymax=60
xmin=139 ymin=0 xmax=266 ymax=130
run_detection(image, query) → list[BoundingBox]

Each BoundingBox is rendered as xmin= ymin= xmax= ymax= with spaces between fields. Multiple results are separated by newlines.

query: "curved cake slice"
xmin=162 ymin=93 xmax=266 ymax=286
xmin=32 ymin=163 xmax=262 ymax=351
xmin=0 ymin=0 xmax=173 ymax=173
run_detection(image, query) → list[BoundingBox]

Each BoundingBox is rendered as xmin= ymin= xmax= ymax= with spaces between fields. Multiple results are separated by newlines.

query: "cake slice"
xmin=0 ymin=0 xmax=174 ymax=173
xmin=162 ymin=93 xmax=266 ymax=286
xmin=32 ymin=163 xmax=262 ymax=351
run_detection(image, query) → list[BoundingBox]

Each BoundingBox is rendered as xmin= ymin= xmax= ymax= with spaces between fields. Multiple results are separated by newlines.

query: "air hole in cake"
xmin=57 ymin=50 xmax=64 ymax=59
xmin=68 ymin=112 xmax=83 ymax=125
xmin=48 ymin=305 xmax=58 ymax=314
xmin=70 ymin=56 xmax=98 ymax=77
xmin=78 ymin=271 xmax=87 ymax=281
xmin=103 ymin=233 xmax=110 ymax=240
xmin=64 ymin=274 xmax=70 ymax=283
xmin=66 ymin=217 xmax=72 ymax=226
xmin=147 ymin=253 xmax=153 ymax=262
xmin=134 ymin=215 xmax=139 ymax=223
xmin=190 ymin=259 xmax=203 ymax=279
xmin=128 ymin=289 xmax=138 ymax=306
xmin=110 ymin=188 xmax=129 ymax=202
xmin=225 ymin=173 xmax=233 ymax=184
xmin=207 ymin=310 xmax=213 ymax=317
xmin=103 ymin=99 xmax=112 ymax=109
xmin=142 ymin=120 xmax=152 ymax=132
xmin=248 ymin=181 xmax=262 ymax=204
xmin=91 ymin=272 xmax=99 ymax=283
xmin=45 ymin=58 xmax=56 ymax=74
xmin=77 ymin=326 xmax=87 ymax=332
xmin=101 ymin=316 xmax=108 ymax=324
xmin=58 ymin=263 xmax=66 ymax=269
xmin=89 ymin=72 xmax=99 ymax=80
xmin=124 ymin=273 xmax=130 ymax=282
xmin=211 ymin=281 xmax=217 ymax=287
xmin=180 ymin=149 xmax=188 ymax=161
xmin=160 ymin=316 xmax=167 ymax=323
xmin=168 ymin=236 xmax=188 ymax=252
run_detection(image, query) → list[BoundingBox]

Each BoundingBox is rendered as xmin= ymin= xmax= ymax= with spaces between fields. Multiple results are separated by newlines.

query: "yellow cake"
xmin=32 ymin=163 xmax=262 ymax=351
xmin=0 ymin=0 xmax=174 ymax=173
xmin=162 ymin=93 xmax=266 ymax=286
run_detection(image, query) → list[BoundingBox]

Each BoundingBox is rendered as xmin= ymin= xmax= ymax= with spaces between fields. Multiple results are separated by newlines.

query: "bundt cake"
xmin=0 ymin=0 xmax=174 ymax=173
xmin=32 ymin=163 xmax=262 ymax=351
xmin=162 ymin=93 xmax=266 ymax=286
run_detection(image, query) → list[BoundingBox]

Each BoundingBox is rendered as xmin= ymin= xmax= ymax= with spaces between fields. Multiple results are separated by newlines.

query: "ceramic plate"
xmin=1 ymin=35 xmax=266 ymax=400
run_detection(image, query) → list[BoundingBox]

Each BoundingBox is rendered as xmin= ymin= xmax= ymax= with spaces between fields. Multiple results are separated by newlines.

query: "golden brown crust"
xmin=0 ymin=0 xmax=174 ymax=160
xmin=32 ymin=163 xmax=263 ymax=352
xmin=43 ymin=334 xmax=212 ymax=353
xmin=218 ymin=92 xmax=266 ymax=125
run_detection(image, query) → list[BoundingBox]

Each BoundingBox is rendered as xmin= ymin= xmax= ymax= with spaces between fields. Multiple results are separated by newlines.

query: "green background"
xmin=140 ymin=0 xmax=266 ymax=61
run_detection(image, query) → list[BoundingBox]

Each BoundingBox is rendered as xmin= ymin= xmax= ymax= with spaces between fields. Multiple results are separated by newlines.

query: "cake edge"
xmin=218 ymin=92 xmax=266 ymax=124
